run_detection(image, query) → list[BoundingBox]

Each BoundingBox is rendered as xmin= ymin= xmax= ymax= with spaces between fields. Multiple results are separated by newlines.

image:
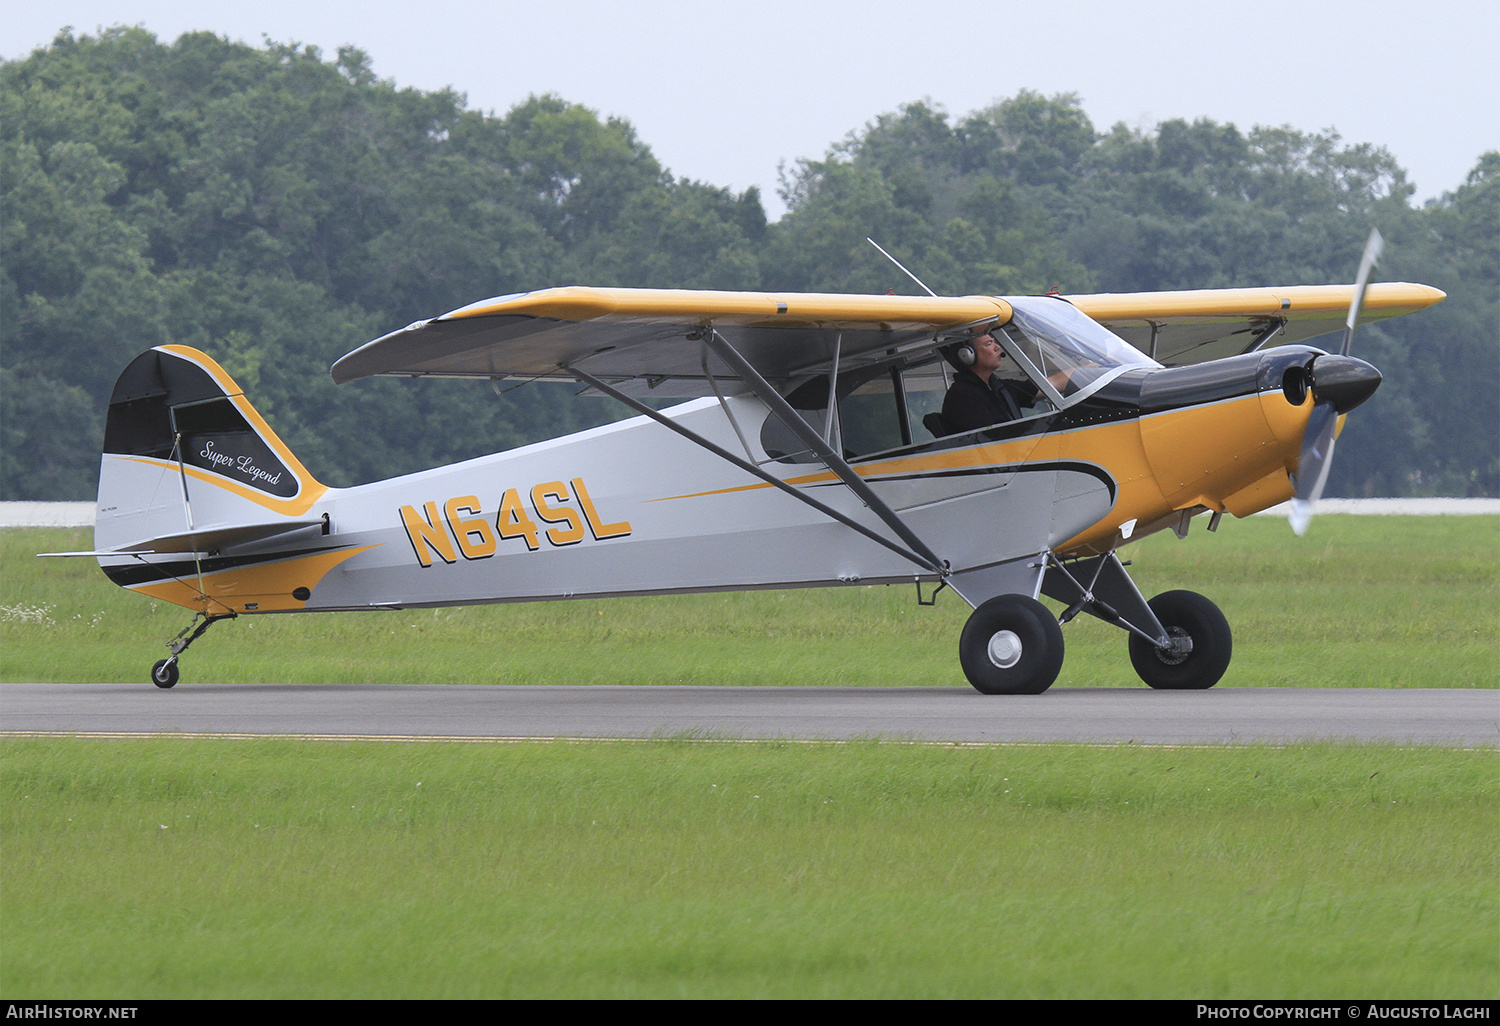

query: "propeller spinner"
xmin=1288 ymin=229 xmax=1385 ymax=535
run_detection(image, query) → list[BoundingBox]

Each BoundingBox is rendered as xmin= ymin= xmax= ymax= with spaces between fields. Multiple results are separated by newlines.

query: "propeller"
xmin=1288 ymin=229 xmax=1385 ymax=536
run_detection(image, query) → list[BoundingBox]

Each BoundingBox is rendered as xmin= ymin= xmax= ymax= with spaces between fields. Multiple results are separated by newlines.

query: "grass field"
xmin=2 ymin=737 xmax=1495 ymax=999
xmin=2 ymin=516 xmax=1495 ymax=688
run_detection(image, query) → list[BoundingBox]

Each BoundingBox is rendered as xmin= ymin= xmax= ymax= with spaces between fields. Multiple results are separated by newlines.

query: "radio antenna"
xmin=866 ymin=237 xmax=937 ymax=297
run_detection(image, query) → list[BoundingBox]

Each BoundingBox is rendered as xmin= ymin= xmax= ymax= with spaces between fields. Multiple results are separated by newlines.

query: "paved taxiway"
xmin=1 ymin=683 xmax=1495 ymax=747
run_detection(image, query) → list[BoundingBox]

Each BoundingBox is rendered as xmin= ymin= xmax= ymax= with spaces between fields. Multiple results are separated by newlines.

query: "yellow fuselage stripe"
xmin=130 ymin=545 xmax=376 ymax=613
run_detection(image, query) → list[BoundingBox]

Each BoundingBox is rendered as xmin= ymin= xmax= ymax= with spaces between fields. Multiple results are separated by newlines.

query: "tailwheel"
xmin=1129 ymin=590 xmax=1232 ymax=690
xmin=151 ymin=658 xmax=180 ymax=689
xmin=151 ymin=611 xmax=236 ymax=690
xmin=959 ymin=595 xmax=1064 ymax=695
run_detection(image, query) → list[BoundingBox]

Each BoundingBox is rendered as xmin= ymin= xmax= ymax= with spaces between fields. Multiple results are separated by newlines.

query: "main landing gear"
xmin=956 ymin=552 xmax=1233 ymax=695
xmin=959 ymin=595 xmax=1065 ymax=695
xmin=1127 ymin=590 xmax=1233 ymax=690
xmin=150 ymin=612 xmax=236 ymax=688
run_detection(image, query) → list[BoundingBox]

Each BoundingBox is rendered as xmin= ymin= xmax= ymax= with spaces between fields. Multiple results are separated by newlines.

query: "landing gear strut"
xmin=150 ymin=612 xmax=236 ymax=689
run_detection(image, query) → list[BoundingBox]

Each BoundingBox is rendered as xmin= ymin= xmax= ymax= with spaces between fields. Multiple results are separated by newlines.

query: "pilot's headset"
xmin=941 ymin=325 xmax=996 ymax=372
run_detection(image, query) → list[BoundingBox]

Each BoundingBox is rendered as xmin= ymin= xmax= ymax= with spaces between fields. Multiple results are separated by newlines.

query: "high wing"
xmin=1069 ymin=282 xmax=1446 ymax=366
xmin=332 ymin=289 xmax=1012 ymax=396
xmin=330 ymin=282 xmax=1446 ymax=390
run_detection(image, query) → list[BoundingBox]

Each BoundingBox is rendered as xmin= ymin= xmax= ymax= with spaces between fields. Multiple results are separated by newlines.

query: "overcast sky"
xmin=4 ymin=0 xmax=1496 ymax=219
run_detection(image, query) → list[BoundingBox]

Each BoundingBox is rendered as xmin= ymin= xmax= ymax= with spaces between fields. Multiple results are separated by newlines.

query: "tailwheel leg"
xmin=152 ymin=612 xmax=237 ymax=689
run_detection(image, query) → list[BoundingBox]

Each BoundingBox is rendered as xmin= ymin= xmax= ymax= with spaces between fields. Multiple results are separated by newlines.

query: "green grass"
xmin=2 ymin=737 xmax=1494 ymax=998
xmin=2 ymin=516 xmax=1495 ymax=687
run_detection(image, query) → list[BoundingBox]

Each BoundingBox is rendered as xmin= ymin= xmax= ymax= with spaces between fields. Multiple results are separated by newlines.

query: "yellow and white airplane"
xmin=60 ymin=232 xmax=1443 ymax=692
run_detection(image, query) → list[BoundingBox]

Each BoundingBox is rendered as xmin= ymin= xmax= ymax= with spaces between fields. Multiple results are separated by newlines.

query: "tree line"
xmin=3 ymin=27 xmax=1494 ymax=499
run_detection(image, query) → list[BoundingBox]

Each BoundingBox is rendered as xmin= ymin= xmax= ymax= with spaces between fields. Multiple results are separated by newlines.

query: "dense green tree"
xmin=957 ymin=89 xmax=1096 ymax=189
xmin=0 ymin=366 xmax=101 ymax=497
xmin=1335 ymin=154 xmax=1499 ymax=496
xmin=766 ymin=100 xmax=1094 ymax=296
xmin=1 ymin=30 xmax=1491 ymax=501
xmin=585 ymin=181 xmax=764 ymax=289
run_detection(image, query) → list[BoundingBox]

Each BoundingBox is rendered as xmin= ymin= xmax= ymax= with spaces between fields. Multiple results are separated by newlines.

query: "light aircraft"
xmin=51 ymin=232 xmax=1443 ymax=692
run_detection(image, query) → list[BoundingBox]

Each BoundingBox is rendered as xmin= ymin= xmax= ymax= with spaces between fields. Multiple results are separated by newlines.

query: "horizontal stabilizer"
xmin=43 ymin=518 xmax=326 ymax=559
xmin=38 ymin=549 xmax=199 ymax=559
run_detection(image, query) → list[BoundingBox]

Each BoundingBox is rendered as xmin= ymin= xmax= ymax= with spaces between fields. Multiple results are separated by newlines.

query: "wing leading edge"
xmin=331 ymin=282 xmax=1445 ymax=391
xmin=1070 ymin=282 xmax=1446 ymax=365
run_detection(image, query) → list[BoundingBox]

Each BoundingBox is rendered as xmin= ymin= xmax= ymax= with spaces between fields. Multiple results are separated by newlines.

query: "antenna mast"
xmin=866 ymin=237 xmax=937 ymax=297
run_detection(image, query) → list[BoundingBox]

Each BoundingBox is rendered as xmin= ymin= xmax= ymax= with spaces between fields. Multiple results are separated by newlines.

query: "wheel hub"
xmin=987 ymin=630 xmax=1023 ymax=669
xmin=1155 ymin=626 xmax=1193 ymax=665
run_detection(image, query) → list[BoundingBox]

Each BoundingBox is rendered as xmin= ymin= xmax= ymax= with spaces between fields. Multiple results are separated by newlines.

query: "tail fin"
xmin=95 ymin=346 xmax=327 ymax=558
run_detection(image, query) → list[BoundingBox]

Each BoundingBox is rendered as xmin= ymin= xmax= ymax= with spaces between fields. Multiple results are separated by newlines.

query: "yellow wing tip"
xmin=1068 ymin=281 xmax=1446 ymax=321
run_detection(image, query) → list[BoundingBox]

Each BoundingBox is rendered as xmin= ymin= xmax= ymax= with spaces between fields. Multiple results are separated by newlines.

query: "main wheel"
xmin=151 ymin=658 xmax=179 ymax=689
xmin=1129 ymin=590 xmax=1232 ymax=690
xmin=959 ymin=595 xmax=1064 ymax=695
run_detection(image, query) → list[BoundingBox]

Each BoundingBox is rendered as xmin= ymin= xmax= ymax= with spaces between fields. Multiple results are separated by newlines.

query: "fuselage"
xmin=95 ymin=343 xmax=1333 ymax=616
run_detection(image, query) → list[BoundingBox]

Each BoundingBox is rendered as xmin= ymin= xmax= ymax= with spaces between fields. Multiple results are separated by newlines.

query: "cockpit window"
xmin=1000 ymin=296 xmax=1159 ymax=405
xmin=760 ymin=297 xmax=1156 ymax=463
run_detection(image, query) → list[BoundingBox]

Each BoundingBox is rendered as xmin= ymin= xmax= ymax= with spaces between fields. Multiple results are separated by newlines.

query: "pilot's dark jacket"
xmin=940 ymin=370 xmax=1032 ymax=433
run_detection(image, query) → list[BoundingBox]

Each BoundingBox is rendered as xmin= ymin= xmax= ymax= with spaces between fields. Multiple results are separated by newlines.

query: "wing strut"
xmin=823 ymin=332 xmax=842 ymax=447
xmin=699 ymin=344 xmax=756 ymax=463
xmin=567 ymin=365 xmax=944 ymax=575
xmin=703 ymin=329 xmax=948 ymax=577
xmin=1241 ymin=319 xmax=1286 ymax=355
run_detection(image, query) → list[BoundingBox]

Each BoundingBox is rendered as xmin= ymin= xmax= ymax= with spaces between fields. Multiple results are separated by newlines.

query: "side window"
xmin=839 ymin=377 xmax=905 ymax=458
xmin=903 ymin=361 xmax=949 ymax=439
xmin=765 ymin=361 xmax=977 ymax=461
xmin=909 ymin=351 xmax=1054 ymax=440
xmin=760 ymin=375 xmax=831 ymax=463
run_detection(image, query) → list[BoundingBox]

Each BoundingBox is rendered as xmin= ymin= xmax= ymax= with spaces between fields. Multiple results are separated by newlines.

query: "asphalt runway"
xmin=1 ymin=682 xmax=1495 ymax=747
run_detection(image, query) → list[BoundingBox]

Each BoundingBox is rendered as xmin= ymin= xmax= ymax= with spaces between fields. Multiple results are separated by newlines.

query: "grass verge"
xmin=2 ymin=737 xmax=1494 ymax=998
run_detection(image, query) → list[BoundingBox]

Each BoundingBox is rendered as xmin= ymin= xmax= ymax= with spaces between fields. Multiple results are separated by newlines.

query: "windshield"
xmin=999 ymin=296 xmax=1160 ymax=406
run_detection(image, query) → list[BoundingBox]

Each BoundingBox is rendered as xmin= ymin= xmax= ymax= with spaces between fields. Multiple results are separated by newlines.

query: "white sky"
xmin=4 ymin=0 xmax=1497 ymax=219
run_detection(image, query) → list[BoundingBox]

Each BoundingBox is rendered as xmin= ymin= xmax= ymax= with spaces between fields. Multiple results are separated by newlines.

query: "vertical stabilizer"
xmin=94 ymin=347 xmax=330 ymax=609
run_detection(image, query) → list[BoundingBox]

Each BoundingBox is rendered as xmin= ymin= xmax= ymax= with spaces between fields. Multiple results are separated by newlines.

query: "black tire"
xmin=959 ymin=595 xmax=1064 ymax=695
xmin=151 ymin=659 xmax=179 ymax=689
xmin=1129 ymin=590 xmax=1232 ymax=690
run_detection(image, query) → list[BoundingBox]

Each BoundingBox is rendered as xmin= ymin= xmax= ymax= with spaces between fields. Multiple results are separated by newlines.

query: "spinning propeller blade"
xmin=1341 ymin=229 xmax=1385 ymax=356
xmin=1289 ymin=401 xmax=1338 ymax=535
xmin=1290 ymin=229 xmax=1384 ymax=536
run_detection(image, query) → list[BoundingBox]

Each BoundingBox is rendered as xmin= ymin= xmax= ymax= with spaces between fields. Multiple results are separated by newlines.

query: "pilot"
xmin=939 ymin=328 xmax=1039 ymax=433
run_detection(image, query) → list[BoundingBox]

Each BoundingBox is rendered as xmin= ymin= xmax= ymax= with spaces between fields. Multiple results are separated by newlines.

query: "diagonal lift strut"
xmin=701 ymin=329 xmax=948 ymax=576
xmin=566 ymin=361 xmax=946 ymax=577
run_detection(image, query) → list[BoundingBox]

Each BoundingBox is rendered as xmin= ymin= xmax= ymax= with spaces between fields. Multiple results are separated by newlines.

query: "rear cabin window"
xmin=760 ymin=360 xmax=955 ymax=462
